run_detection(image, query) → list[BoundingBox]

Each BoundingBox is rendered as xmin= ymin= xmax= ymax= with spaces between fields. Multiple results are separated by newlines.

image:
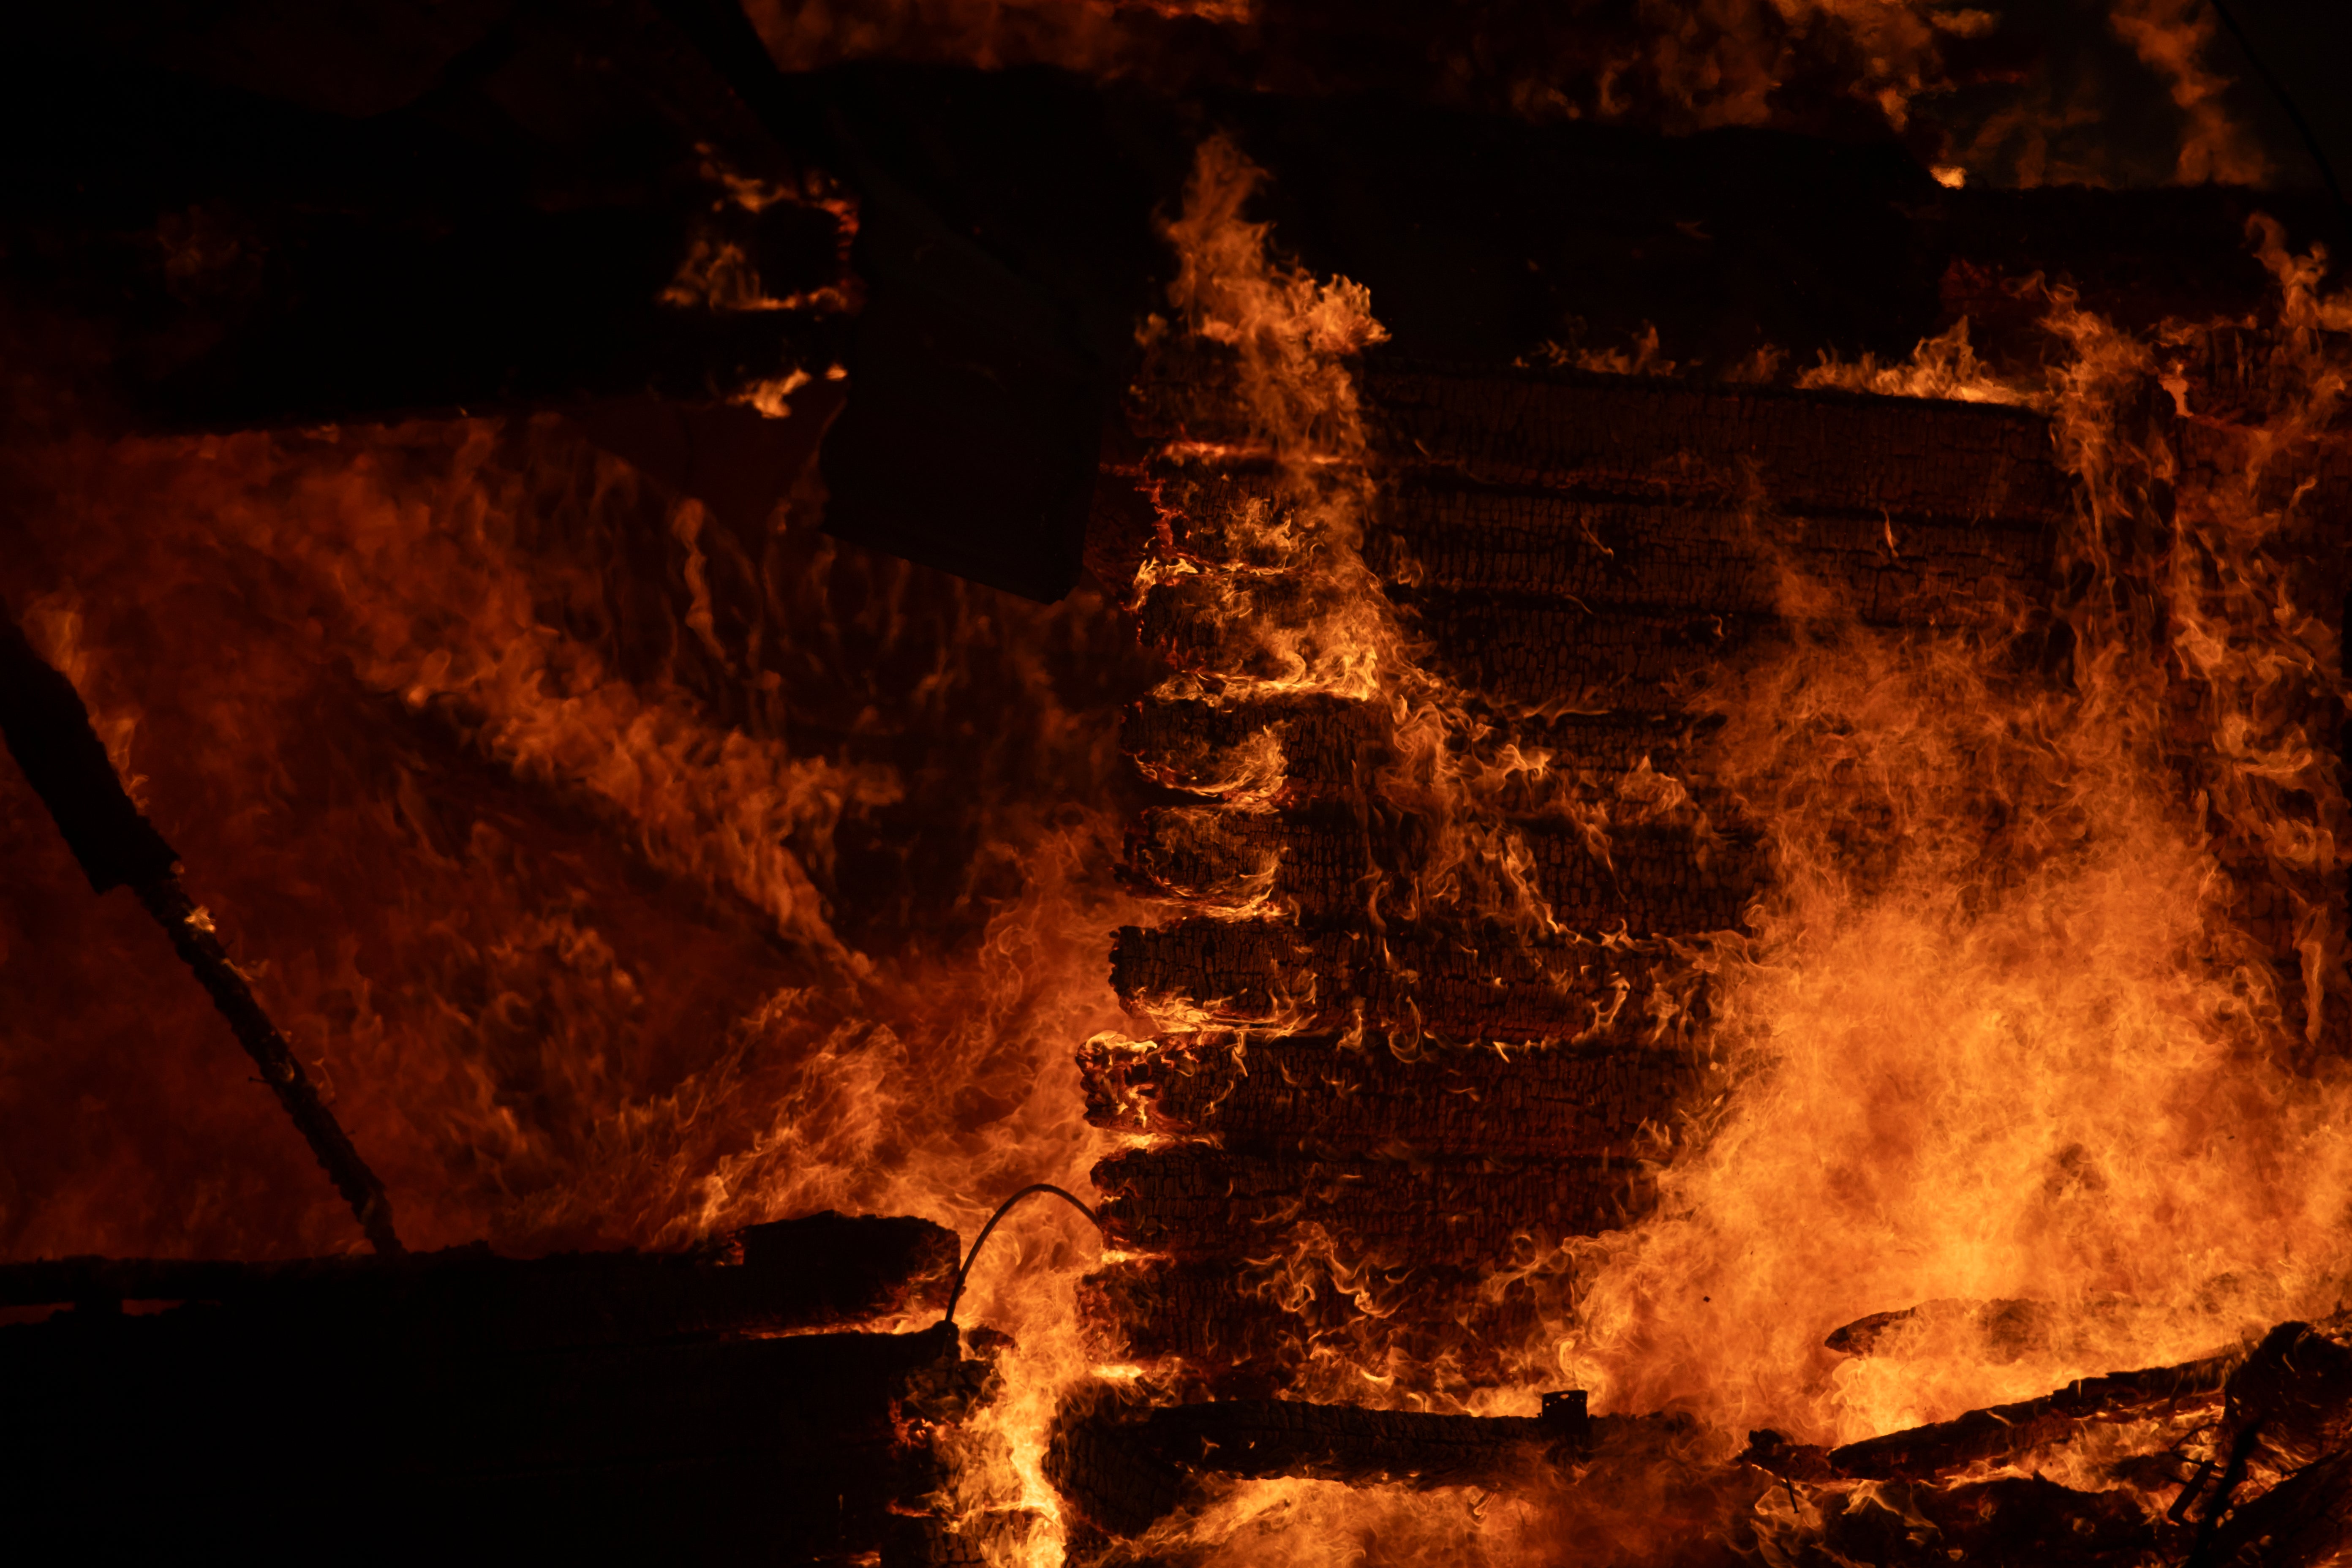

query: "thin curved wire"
xmin=940 ymin=1182 xmax=1103 ymax=1326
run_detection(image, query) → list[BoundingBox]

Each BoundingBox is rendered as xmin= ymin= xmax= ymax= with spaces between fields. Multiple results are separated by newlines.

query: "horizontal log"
xmin=1370 ymin=483 xmax=2052 ymax=623
xmin=1386 ymin=596 xmax=1779 ymax=713
xmin=1748 ymin=1353 xmax=2238 ymax=1484
xmin=1111 ymin=916 xmax=1711 ymax=1044
xmin=1144 ymin=466 xmax=2052 ymax=625
xmin=1145 ymin=568 xmax=2030 ymax=721
xmin=1092 ymin=1145 xmax=1650 ymax=1267
xmin=1127 ymin=803 xmax=1758 ymax=935
xmin=0 ymin=1305 xmax=961 ymax=1560
xmin=1359 ymin=365 xmax=2069 ymax=525
xmin=1145 ymin=1398 xmax=1582 ymax=1484
xmin=1048 ymin=1385 xmax=1653 ymax=1539
xmin=1826 ymin=1296 xmax=2051 ymax=1360
xmin=1079 ymin=1253 xmax=1571 ymax=1394
xmin=1123 ymin=692 xmax=1387 ymax=801
xmin=1137 ymin=572 xmax=1783 ymax=714
xmin=1122 ymin=695 xmax=1717 ymax=807
xmin=1058 ymin=1388 xmax=2189 ymax=1557
xmin=1127 ymin=357 xmax=2069 ymax=529
xmin=0 ymin=1211 xmax=958 ymax=1351
xmin=1823 ymin=1295 xmax=2185 ymax=1366
xmin=1081 ymin=1032 xmax=1701 ymax=1161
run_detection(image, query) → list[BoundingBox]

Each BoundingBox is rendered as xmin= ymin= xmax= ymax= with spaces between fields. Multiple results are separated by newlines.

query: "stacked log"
xmin=0 ymin=1214 xmax=971 ymax=1564
xmin=1085 ymin=354 xmax=2075 ymax=1396
xmin=1047 ymin=1386 xmax=1603 ymax=1538
xmin=1053 ymin=1318 xmax=2352 ymax=1560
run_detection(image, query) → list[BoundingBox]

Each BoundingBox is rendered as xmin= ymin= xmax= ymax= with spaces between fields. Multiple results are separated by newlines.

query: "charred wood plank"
xmin=1801 ymin=1475 xmax=2178 ymax=1567
xmin=1142 ymin=1398 xmax=1582 ymax=1484
xmin=2176 ymin=1317 xmax=2352 ymax=1542
xmin=1372 ymin=482 xmax=2052 ymax=624
xmin=7 ymin=4 xmax=852 ymax=431
xmin=1127 ymin=359 xmax=2069 ymax=529
xmin=1091 ymin=1145 xmax=1649 ymax=1267
xmin=1825 ymin=1296 xmax=2064 ymax=1358
xmin=0 ymin=1303 xmax=960 ymax=1563
xmin=1124 ymin=694 xmax=1715 ymax=807
xmin=2201 ymin=1445 xmax=2352 ymax=1568
xmin=1079 ymin=1253 xmax=1571 ymax=1393
xmin=1111 ymin=916 xmax=1708 ymax=1045
xmin=1048 ymin=1387 xmax=1614 ymax=1539
xmin=1127 ymin=802 xmax=1758 ymax=935
xmin=1124 ymin=692 xmax=1386 ymax=802
xmin=1358 ymin=366 xmax=2069 ymax=525
xmin=1146 ymin=464 xmax=2053 ymax=625
xmin=1081 ymin=1032 xmax=1700 ymax=1162
xmin=1143 ymin=570 xmax=1990 ymax=719
xmin=1138 ymin=574 xmax=1779 ymax=714
xmin=0 ymin=1211 xmax=957 ymax=1350
xmin=1386 ymin=595 xmax=1780 ymax=714
xmin=0 ymin=611 xmax=178 ymax=894
xmin=1747 ymin=1354 xmax=2239 ymax=1484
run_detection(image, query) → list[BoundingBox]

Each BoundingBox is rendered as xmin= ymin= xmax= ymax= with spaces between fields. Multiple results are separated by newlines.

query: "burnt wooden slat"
xmin=1127 ymin=802 xmax=1757 ymax=934
xmin=1746 ymin=1354 xmax=2239 ymax=1484
xmin=1124 ymin=695 xmax=1715 ymax=806
xmin=1146 ymin=466 xmax=2053 ymax=625
xmin=1078 ymin=1249 xmax=1576 ymax=1396
xmin=1359 ymin=365 xmax=2069 ymax=525
xmin=1112 ymin=917 xmax=1707 ymax=1045
xmin=1081 ymin=1032 xmax=1700 ymax=1161
xmin=0 ymin=1302 xmax=961 ymax=1563
xmin=0 ymin=1211 xmax=958 ymax=1352
xmin=1372 ymin=482 xmax=2052 ymax=623
xmin=1127 ymin=357 xmax=2069 ymax=528
xmin=1092 ymin=1144 xmax=1649 ymax=1267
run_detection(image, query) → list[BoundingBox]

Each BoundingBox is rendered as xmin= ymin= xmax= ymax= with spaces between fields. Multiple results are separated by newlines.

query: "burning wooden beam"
xmin=1092 ymin=344 xmax=2090 ymax=1391
xmin=1082 ymin=1030 xmax=1699 ymax=1160
xmin=1743 ymin=1354 xmax=2238 ymax=1485
xmin=0 ymin=608 xmax=402 ymax=1252
xmin=0 ymin=1214 xmax=969 ymax=1560
xmin=0 ymin=1210 xmax=956 ymax=1346
xmin=1047 ymin=1386 xmax=1600 ymax=1538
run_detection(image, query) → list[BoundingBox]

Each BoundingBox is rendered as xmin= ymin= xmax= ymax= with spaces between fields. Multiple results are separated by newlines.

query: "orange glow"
xmin=1072 ymin=133 xmax=2352 ymax=1560
xmin=0 ymin=406 xmax=1150 ymax=1558
xmin=2109 ymin=0 xmax=2273 ymax=186
xmin=6 ymin=89 xmax=2349 ymax=1568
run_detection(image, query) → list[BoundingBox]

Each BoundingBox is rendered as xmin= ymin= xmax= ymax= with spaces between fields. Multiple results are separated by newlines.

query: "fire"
xmin=5 ymin=28 xmax=2347 ymax=1566
xmin=0 ymin=402 xmax=1148 ymax=1556
xmin=1561 ymin=253 xmax=2352 ymax=1440
xmin=2108 ymin=0 xmax=2273 ymax=186
xmin=1071 ymin=124 xmax=2352 ymax=1559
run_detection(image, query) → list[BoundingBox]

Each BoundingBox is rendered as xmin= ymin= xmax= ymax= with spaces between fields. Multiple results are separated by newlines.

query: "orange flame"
xmin=0 ymin=400 xmax=1153 ymax=1557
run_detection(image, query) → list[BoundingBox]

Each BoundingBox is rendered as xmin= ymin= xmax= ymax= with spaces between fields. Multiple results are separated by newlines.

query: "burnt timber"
xmin=6 ymin=6 xmax=2352 ymax=1566
xmin=6 ymin=6 xmax=2344 ymax=601
xmin=1087 ymin=359 xmax=2084 ymax=1395
xmin=1044 ymin=1323 xmax=2352 ymax=1557
xmin=0 ymin=1213 xmax=966 ymax=1563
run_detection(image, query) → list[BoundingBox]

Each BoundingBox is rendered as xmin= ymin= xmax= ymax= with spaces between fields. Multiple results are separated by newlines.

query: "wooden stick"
xmin=0 ymin=609 xmax=401 ymax=1252
xmin=0 ymin=1211 xmax=960 ymax=1347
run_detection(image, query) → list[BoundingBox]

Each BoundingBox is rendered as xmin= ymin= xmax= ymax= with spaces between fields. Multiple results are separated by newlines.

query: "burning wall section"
xmin=1058 ymin=143 xmax=2352 ymax=1563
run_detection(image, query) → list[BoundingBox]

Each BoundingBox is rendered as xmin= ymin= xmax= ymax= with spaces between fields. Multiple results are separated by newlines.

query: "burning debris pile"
xmin=1048 ymin=142 xmax=2352 ymax=1563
